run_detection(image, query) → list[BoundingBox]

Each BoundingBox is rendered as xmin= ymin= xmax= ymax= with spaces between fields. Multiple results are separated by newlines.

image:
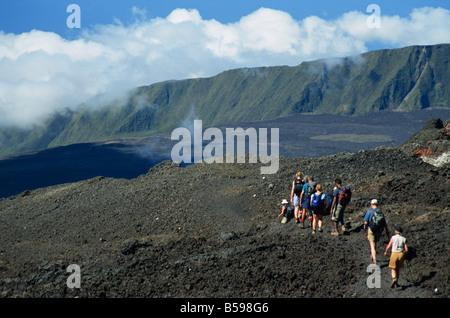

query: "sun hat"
xmin=281 ymin=199 xmax=288 ymax=204
xmin=371 ymin=199 xmax=378 ymax=205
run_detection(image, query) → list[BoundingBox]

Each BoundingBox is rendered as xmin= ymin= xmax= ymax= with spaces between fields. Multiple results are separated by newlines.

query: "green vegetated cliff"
xmin=1 ymin=44 xmax=449 ymax=157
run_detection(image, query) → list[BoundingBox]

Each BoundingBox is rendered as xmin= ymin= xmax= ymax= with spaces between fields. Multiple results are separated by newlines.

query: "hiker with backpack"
xmin=278 ymin=199 xmax=292 ymax=224
xmin=310 ymin=184 xmax=327 ymax=234
xmin=384 ymin=225 xmax=408 ymax=288
xmin=290 ymin=172 xmax=304 ymax=224
xmin=330 ymin=179 xmax=351 ymax=236
xmin=299 ymin=176 xmax=317 ymax=228
xmin=363 ymin=199 xmax=390 ymax=264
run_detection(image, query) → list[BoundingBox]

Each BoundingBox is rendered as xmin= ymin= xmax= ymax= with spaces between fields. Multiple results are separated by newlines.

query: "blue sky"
xmin=0 ymin=1 xmax=449 ymax=128
xmin=1 ymin=1 xmax=448 ymax=36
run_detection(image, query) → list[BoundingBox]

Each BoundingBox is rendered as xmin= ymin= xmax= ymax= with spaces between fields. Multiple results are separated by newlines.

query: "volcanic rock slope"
xmin=0 ymin=119 xmax=448 ymax=298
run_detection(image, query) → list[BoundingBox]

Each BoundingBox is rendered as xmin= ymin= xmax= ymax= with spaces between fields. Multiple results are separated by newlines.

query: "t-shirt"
xmin=283 ymin=206 xmax=292 ymax=212
xmin=301 ymin=183 xmax=308 ymax=199
xmin=363 ymin=208 xmax=384 ymax=230
xmin=391 ymin=234 xmax=407 ymax=253
xmin=332 ymin=187 xmax=340 ymax=198
xmin=332 ymin=186 xmax=345 ymax=206
xmin=363 ymin=209 xmax=375 ymax=226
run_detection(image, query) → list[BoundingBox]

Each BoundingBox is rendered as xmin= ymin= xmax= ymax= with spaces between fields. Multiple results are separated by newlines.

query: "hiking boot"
xmin=300 ymin=221 xmax=305 ymax=229
xmin=318 ymin=227 xmax=323 ymax=232
xmin=312 ymin=230 xmax=316 ymax=234
xmin=390 ymin=278 xmax=398 ymax=288
xmin=331 ymin=231 xmax=339 ymax=236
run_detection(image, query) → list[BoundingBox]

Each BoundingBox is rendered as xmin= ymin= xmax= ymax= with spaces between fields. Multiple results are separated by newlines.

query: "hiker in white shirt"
xmin=384 ymin=225 xmax=409 ymax=288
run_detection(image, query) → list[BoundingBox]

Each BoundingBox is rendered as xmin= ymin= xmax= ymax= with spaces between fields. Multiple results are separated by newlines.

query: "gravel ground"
xmin=0 ymin=119 xmax=448 ymax=300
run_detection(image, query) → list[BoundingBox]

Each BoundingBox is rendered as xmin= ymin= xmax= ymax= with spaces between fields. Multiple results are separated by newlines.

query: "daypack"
xmin=326 ymin=192 xmax=333 ymax=213
xmin=306 ymin=181 xmax=317 ymax=197
xmin=369 ymin=208 xmax=385 ymax=234
xmin=338 ymin=186 xmax=352 ymax=205
xmin=311 ymin=193 xmax=326 ymax=210
xmin=293 ymin=179 xmax=304 ymax=195
xmin=285 ymin=206 xmax=294 ymax=218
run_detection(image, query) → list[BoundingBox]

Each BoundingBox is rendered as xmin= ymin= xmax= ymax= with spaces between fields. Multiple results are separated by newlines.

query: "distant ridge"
xmin=1 ymin=44 xmax=449 ymax=157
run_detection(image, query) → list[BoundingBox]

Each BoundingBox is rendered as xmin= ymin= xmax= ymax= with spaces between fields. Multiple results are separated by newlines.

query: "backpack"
xmin=338 ymin=186 xmax=352 ymax=205
xmin=293 ymin=179 xmax=304 ymax=195
xmin=311 ymin=193 xmax=326 ymax=210
xmin=285 ymin=206 xmax=294 ymax=218
xmin=306 ymin=181 xmax=317 ymax=197
xmin=369 ymin=208 xmax=385 ymax=234
xmin=325 ymin=191 xmax=333 ymax=214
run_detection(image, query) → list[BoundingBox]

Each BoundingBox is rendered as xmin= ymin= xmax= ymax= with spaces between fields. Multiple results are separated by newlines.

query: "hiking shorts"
xmin=301 ymin=197 xmax=310 ymax=210
xmin=292 ymin=194 xmax=300 ymax=207
xmin=311 ymin=207 xmax=325 ymax=215
xmin=331 ymin=203 xmax=345 ymax=223
xmin=367 ymin=228 xmax=382 ymax=242
xmin=389 ymin=252 xmax=405 ymax=270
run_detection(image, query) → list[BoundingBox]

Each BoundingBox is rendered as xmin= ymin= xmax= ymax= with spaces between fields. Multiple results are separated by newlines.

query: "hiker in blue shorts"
xmin=300 ymin=176 xmax=317 ymax=228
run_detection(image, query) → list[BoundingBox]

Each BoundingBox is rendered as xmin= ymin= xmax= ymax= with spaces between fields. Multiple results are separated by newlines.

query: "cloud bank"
xmin=0 ymin=6 xmax=449 ymax=128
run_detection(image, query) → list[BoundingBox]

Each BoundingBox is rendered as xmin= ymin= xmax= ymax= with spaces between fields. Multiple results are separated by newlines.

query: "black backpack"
xmin=293 ymin=179 xmax=304 ymax=195
xmin=369 ymin=208 xmax=385 ymax=234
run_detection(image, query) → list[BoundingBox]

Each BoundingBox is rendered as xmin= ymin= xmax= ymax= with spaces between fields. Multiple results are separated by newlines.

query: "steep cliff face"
xmin=1 ymin=44 xmax=449 ymax=157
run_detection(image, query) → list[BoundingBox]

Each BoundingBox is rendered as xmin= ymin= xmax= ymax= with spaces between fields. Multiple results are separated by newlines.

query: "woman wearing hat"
xmin=278 ymin=199 xmax=292 ymax=224
xmin=384 ymin=225 xmax=409 ymax=288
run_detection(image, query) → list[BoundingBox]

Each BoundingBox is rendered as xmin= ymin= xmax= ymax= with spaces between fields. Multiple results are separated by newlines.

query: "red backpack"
xmin=338 ymin=186 xmax=352 ymax=205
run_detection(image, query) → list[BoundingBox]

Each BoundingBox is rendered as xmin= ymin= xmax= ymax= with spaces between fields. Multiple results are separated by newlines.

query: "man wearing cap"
xmin=363 ymin=199 xmax=390 ymax=264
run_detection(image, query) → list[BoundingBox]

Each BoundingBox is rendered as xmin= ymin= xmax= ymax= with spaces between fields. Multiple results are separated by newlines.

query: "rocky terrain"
xmin=0 ymin=118 xmax=448 ymax=300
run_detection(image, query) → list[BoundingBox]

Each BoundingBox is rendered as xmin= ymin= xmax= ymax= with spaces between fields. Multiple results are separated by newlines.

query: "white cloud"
xmin=338 ymin=7 xmax=450 ymax=46
xmin=0 ymin=6 xmax=449 ymax=128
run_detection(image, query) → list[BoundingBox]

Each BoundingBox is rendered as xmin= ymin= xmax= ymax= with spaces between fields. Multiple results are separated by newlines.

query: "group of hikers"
xmin=277 ymin=172 xmax=409 ymax=288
